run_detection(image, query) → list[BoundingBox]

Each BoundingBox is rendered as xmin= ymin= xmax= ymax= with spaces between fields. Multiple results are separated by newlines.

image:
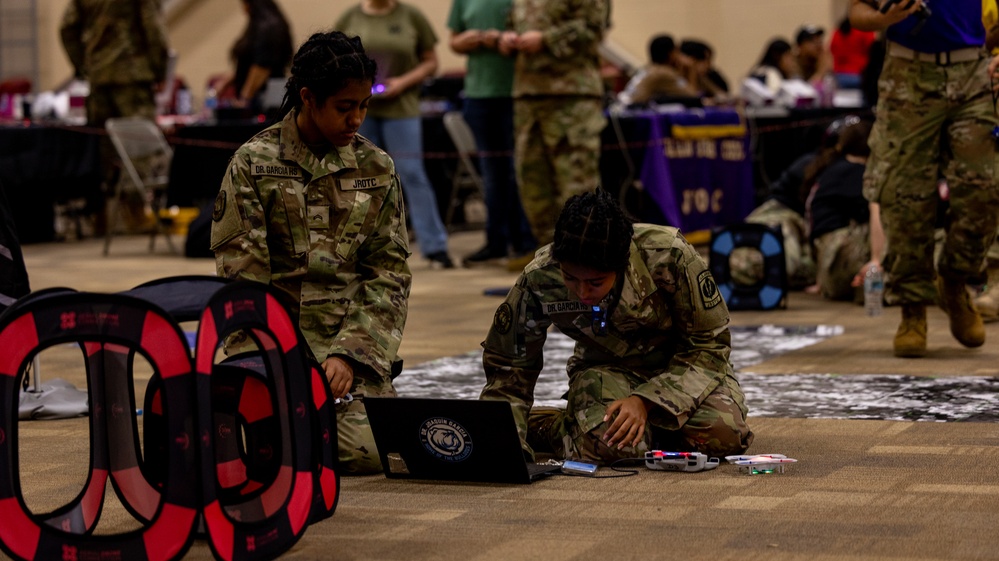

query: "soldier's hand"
xmin=989 ymin=54 xmax=999 ymax=90
xmin=517 ymin=30 xmax=544 ymax=54
xmin=602 ymin=396 xmax=651 ymax=450
xmin=498 ymin=31 xmax=519 ymax=56
xmin=322 ymin=356 xmax=354 ymax=399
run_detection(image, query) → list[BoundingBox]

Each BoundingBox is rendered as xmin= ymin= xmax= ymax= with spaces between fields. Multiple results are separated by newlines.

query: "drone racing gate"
xmin=0 ymin=279 xmax=340 ymax=561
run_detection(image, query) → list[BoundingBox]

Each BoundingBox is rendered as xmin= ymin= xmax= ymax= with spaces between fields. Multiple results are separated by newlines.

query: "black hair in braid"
xmin=280 ymin=30 xmax=377 ymax=114
xmin=553 ymin=189 xmax=635 ymax=272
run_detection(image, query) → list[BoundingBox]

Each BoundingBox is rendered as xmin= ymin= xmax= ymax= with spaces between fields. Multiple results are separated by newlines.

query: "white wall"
xmin=37 ymin=0 xmax=849 ymax=107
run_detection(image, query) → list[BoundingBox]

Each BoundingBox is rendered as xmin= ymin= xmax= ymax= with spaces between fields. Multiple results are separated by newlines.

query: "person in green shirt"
xmin=335 ymin=0 xmax=455 ymax=268
xmin=447 ymin=0 xmax=535 ymax=267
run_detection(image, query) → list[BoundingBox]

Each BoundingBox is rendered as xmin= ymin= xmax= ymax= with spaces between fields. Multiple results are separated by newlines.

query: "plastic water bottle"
xmin=864 ymin=265 xmax=884 ymax=317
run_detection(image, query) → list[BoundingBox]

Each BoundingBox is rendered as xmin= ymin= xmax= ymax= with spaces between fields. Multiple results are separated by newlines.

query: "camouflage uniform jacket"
xmin=481 ymin=224 xmax=734 ymax=440
xmin=509 ymin=0 xmax=609 ymax=98
xmin=60 ymin=0 xmax=169 ymax=86
xmin=211 ymin=111 xmax=412 ymax=379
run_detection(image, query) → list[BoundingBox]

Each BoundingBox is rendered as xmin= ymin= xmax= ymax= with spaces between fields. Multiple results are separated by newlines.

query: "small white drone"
xmin=645 ymin=451 xmax=720 ymax=472
xmin=725 ymin=454 xmax=798 ymax=475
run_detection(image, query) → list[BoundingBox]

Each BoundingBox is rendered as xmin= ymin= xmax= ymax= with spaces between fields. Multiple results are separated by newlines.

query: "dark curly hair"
xmin=553 ymin=190 xmax=635 ymax=272
xmin=281 ymin=30 xmax=377 ymax=113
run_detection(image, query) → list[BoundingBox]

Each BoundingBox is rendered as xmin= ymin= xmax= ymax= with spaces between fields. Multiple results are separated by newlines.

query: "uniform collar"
xmin=277 ymin=110 xmax=360 ymax=179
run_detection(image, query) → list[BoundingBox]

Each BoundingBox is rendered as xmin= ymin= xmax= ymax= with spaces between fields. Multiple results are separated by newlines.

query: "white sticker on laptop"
xmin=420 ymin=417 xmax=473 ymax=462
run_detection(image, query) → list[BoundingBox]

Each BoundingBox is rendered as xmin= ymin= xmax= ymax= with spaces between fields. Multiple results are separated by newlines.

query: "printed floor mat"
xmin=397 ymin=325 xmax=999 ymax=423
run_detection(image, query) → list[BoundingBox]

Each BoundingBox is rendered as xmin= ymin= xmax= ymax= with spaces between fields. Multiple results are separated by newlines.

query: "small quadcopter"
xmin=725 ymin=454 xmax=798 ymax=475
xmin=644 ymin=451 xmax=720 ymax=472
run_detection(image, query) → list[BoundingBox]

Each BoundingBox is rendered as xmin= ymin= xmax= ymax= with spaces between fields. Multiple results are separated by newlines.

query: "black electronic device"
xmin=365 ymin=397 xmax=562 ymax=484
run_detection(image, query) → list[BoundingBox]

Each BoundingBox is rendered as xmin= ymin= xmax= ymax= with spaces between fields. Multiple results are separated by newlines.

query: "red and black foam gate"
xmin=194 ymin=282 xmax=318 ymax=561
xmin=0 ymin=292 xmax=199 ymax=561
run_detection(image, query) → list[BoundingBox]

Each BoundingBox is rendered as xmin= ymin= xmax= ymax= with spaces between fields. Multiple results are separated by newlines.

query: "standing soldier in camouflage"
xmin=211 ymin=31 xmax=412 ymax=474
xmin=851 ymin=0 xmax=999 ymax=357
xmin=480 ymin=190 xmax=753 ymax=464
xmin=499 ymin=0 xmax=609 ymax=266
xmin=60 ymin=0 xmax=169 ymax=126
xmin=60 ymin=0 xmax=170 ymax=231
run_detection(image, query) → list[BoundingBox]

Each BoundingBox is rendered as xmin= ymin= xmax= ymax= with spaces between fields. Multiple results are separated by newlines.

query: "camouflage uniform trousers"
xmin=528 ymin=365 xmax=753 ymax=465
xmin=813 ymin=221 xmax=870 ymax=302
xmin=513 ymin=96 xmax=606 ymax=246
xmin=729 ymin=199 xmax=816 ymax=289
xmin=337 ymin=369 xmax=398 ymax=475
xmin=863 ymin=54 xmax=999 ymax=304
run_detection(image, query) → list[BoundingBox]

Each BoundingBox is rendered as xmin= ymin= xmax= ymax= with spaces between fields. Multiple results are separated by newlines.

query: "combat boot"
xmin=972 ymin=265 xmax=999 ymax=323
xmin=894 ymin=303 xmax=927 ymax=358
xmin=527 ymin=406 xmax=566 ymax=457
xmin=937 ymin=275 xmax=985 ymax=347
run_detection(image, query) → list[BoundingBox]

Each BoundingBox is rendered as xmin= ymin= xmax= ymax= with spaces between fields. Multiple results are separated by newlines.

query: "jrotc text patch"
xmin=697 ymin=270 xmax=722 ymax=309
xmin=340 ymin=175 xmax=391 ymax=190
xmin=542 ymin=301 xmax=591 ymax=315
xmin=251 ymin=164 xmax=303 ymax=178
xmin=493 ymin=303 xmax=513 ymax=334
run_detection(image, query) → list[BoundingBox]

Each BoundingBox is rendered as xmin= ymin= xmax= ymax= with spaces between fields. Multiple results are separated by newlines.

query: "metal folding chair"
xmin=441 ymin=111 xmax=486 ymax=231
xmin=103 ymin=116 xmax=177 ymax=255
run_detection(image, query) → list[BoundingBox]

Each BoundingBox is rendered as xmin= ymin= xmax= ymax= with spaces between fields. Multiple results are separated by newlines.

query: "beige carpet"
xmin=4 ymin=233 xmax=998 ymax=561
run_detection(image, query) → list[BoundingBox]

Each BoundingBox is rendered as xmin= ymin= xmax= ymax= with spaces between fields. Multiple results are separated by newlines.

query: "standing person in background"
xmin=60 ymin=0 xmax=169 ymax=127
xmin=500 ymin=0 xmax=610 ymax=269
xmin=850 ymin=0 xmax=999 ymax=357
xmin=60 ymin=0 xmax=170 ymax=230
xmin=335 ymin=0 xmax=455 ymax=269
xmin=223 ymin=0 xmax=294 ymax=112
xmin=830 ymin=16 xmax=877 ymax=89
xmin=975 ymin=0 xmax=999 ymax=322
xmin=211 ymin=30 xmax=412 ymax=474
xmin=447 ymin=0 xmax=536 ymax=267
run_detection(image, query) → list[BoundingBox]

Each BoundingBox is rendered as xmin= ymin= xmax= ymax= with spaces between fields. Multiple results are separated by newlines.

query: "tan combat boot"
xmin=937 ymin=276 xmax=985 ymax=347
xmin=894 ymin=303 xmax=927 ymax=358
xmin=972 ymin=265 xmax=999 ymax=323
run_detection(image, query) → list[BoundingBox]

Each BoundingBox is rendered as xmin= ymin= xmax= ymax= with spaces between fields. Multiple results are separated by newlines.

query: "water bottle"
xmin=864 ymin=264 xmax=884 ymax=317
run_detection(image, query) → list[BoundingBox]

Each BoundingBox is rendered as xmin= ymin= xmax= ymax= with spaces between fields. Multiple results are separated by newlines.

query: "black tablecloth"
xmin=166 ymin=116 xmax=461 ymax=223
xmin=0 ymin=125 xmax=101 ymax=243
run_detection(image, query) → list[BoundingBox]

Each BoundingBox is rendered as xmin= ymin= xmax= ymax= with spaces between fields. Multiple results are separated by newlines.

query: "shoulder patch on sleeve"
xmin=697 ymin=269 xmax=722 ymax=310
xmin=212 ymin=190 xmax=227 ymax=221
xmin=493 ymin=302 xmax=513 ymax=335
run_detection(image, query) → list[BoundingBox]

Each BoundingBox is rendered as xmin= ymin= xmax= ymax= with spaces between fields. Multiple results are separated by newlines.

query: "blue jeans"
xmin=360 ymin=116 xmax=449 ymax=256
xmin=463 ymin=98 xmax=535 ymax=255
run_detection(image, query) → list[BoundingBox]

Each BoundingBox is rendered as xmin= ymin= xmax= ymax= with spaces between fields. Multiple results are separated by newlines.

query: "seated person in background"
xmin=678 ymin=39 xmax=729 ymax=102
xmin=616 ymin=34 xmax=699 ymax=106
xmin=805 ymin=117 xmax=873 ymax=301
xmin=829 ymin=16 xmax=876 ymax=89
xmin=683 ymin=39 xmax=730 ymax=94
xmin=795 ymin=24 xmax=832 ymax=85
xmin=731 ymin=116 xmax=859 ymax=290
xmin=748 ymin=38 xmax=798 ymax=94
xmin=480 ymin=189 xmax=753 ymax=465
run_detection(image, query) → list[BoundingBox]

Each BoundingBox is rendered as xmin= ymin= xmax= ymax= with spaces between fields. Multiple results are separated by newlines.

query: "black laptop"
xmin=364 ymin=397 xmax=562 ymax=484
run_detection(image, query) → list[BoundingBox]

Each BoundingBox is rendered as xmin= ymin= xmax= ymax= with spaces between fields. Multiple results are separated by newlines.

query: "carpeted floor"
xmin=4 ymin=233 xmax=999 ymax=561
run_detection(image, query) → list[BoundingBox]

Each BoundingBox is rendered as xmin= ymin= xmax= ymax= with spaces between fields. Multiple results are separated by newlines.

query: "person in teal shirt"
xmin=447 ymin=0 xmax=535 ymax=266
